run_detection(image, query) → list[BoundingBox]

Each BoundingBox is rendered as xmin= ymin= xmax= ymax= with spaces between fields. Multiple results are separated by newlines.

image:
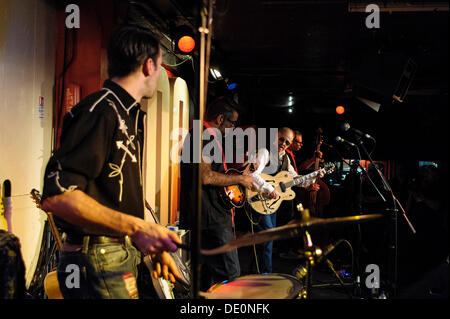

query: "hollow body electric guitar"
xmin=247 ymin=163 xmax=335 ymax=215
xmin=218 ymin=163 xmax=252 ymax=209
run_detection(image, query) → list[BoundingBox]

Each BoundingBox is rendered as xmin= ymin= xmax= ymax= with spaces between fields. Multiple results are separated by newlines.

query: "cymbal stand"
xmin=298 ymin=229 xmax=319 ymax=299
xmin=294 ymin=205 xmax=321 ymax=299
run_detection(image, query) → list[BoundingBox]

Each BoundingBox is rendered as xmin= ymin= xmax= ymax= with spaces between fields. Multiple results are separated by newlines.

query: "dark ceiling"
xmin=142 ymin=0 xmax=448 ymax=161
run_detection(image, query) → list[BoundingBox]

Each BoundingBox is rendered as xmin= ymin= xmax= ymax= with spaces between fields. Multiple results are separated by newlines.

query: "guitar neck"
xmin=287 ymin=170 xmax=321 ymax=189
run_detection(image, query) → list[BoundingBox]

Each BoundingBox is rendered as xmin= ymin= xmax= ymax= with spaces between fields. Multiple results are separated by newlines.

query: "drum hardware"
xmin=200 ymin=212 xmax=383 ymax=256
xmin=293 ymin=205 xmax=355 ymax=299
xmin=200 ymin=204 xmax=383 ymax=299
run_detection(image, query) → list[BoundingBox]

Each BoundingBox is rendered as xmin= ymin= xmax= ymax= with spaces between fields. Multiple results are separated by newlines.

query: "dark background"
xmin=144 ymin=0 xmax=448 ymax=162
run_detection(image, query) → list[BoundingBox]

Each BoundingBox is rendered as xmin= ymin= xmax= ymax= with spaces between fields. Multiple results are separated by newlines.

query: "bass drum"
xmin=205 ymin=273 xmax=302 ymax=299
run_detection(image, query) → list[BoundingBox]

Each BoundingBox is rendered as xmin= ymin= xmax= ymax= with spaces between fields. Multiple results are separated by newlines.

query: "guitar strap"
xmin=203 ymin=121 xmax=235 ymax=226
xmin=285 ymin=149 xmax=298 ymax=174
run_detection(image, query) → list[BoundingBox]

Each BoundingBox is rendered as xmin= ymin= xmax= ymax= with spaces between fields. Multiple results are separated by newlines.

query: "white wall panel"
xmin=0 ymin=0 xmax=55 ymax=286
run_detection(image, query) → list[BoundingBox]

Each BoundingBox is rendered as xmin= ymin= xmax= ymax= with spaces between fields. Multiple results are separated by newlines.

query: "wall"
xmin=0 ymin=0 xmax=56 ymax=286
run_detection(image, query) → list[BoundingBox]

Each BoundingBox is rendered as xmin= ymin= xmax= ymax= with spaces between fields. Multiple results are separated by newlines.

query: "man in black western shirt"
xmin=42 ymin=25 xmax=181 ymax=299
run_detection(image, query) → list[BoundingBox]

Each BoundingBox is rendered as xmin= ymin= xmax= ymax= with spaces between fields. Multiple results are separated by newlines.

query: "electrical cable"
xmin=163 ymin=55 xmax=194 ymax=67
xmin=244 ymin=203 xmax=260 ymax=274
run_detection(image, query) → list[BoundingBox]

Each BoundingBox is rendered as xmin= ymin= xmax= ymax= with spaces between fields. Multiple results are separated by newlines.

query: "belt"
xmin=64 ymin=233 xmax=130 ymax=246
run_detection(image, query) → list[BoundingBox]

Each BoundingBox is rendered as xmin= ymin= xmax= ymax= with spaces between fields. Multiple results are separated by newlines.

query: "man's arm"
xmin=200 ymin=162 xmax=254 ymax=188
xmin=42 ymin=190 xmax=181 ymax=255
xmin=248 ymin=148 xmax=278 ymax=198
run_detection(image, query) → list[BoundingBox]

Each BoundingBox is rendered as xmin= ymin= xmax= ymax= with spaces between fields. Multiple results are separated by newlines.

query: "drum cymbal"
xmin=201 ymin=213 xmax=383 ymax=256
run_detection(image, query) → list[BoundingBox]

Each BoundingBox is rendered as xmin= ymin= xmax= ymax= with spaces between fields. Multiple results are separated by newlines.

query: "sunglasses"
xmin=225 ymin=117 xmax=238 ymax=127
xmin=279 ymin=137 xmax=291 ymax=146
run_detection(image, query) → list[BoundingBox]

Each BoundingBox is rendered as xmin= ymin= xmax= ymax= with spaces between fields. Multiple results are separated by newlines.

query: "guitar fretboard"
xmin=285 ymin=170 xmax=321 ymax=189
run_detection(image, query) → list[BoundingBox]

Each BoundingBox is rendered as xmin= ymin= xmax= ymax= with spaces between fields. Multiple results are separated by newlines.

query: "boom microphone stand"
xmin=354 ymin=137 xmax=416 ymax=298
xmin=323 ymin=142 xmax=384 ymax=297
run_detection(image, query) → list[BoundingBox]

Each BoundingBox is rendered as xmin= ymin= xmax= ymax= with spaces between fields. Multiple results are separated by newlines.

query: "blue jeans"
xmin=201 ymin=226 xmax=241 ymax=291
xmin=57 ymin=239 xmax=141 ymax=299
xmin=255 ymin=213 xmax=277 ymax=273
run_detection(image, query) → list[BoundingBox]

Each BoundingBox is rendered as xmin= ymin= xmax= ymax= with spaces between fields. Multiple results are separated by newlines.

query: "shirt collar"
xmin=103 ymin=79 xmax=140 ymax=113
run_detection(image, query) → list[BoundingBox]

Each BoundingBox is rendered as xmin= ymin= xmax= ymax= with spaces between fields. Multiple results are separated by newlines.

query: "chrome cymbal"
xmin=201 ymin=213 xmax=383 ymax=256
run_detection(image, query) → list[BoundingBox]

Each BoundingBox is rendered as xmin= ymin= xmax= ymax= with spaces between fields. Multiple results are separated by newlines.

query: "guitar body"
xmin=218 ymin=165 xmax=251 ymax=209
xmin=44 ymin=270 xmax=63 ymax=299
xmin=307 ymin=127 xmax=331 ymax=217
xmin=296 ymin=179 xmax=330 ymax=218
xmin=246 ymin=171 xmax=296 ymax=215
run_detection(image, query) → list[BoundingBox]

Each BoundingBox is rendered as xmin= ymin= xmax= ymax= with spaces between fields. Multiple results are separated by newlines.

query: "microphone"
xmin=335 ymin=136 xmax=356 ymax=147
xmin=341 ymin=122 xmax=375 ymax=140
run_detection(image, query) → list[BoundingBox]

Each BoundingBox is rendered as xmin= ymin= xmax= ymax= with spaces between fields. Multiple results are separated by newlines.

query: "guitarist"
xmin=41 ymin=26 xmax=182 ymax=299
xmin=179 ymin=97 xmax=254 ymax=292
xmin=247 ymin=127 xmax=324 ymax=272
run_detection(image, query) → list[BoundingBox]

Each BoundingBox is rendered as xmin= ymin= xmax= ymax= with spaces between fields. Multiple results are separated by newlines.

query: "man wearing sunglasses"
xmin=248 ymin=127 xmax=324 ymax=273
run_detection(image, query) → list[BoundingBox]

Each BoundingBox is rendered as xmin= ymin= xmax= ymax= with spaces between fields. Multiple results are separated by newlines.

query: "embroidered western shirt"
xmin=42 ymin=80 xmax=145 ymax=236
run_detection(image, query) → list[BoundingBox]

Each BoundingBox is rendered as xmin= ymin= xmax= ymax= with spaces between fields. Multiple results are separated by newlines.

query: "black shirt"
xmin=179 ymin=126 xmax=232 ymax=230
xmin=42 ymin=80 xmax=146 ymax=235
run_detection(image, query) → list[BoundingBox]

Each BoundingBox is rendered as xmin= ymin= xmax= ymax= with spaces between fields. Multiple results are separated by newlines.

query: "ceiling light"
xmin=210 ymin=68 xmax=223 ymax=80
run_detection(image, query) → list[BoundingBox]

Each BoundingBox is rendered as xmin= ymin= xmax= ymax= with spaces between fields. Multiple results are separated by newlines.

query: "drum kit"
xmin=200 ymin=204 xmax=383 ymax=299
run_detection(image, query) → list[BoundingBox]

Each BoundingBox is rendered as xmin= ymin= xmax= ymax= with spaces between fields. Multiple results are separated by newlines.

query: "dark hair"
xmin=107 ymin=25 xmax=161 ymax=78
xmin=204 ymin=96 xmax=238 ymax=122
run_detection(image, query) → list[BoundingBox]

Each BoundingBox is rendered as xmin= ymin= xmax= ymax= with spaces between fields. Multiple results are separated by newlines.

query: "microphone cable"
xmin=244 ymin=202 xmax=261 ymax=274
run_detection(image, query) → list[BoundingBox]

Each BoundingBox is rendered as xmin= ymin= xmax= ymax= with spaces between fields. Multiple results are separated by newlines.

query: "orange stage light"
xmin=177 ymin=36 xmax=196 ymax=53
xmin=336 ymin=106 xmax=345 ymax=114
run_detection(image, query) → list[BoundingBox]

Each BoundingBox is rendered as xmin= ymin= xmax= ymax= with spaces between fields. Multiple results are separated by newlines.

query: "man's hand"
xmin=314 ymin=150 xmax=323 ymax=160
xmin=306 ymin=183 xmax=320 ymax=192
xmin=131 ymin=221 xmax=181 ymax=255
xmin=239 ymin=175 xmax=255 ymax=190
xmin=151 ymin=251 xmax=182 ymax=283
xmin=318 ymin=169 xmax=325 ymax=178
xmin=264 ymin=190 xmax=279 ymax=199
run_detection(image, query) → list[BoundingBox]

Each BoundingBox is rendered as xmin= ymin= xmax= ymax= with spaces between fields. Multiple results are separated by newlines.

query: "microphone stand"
xmin=354 ymin=137 xmax=416 ymax=298
xmin=323 ymin=142 xmax=383 ymax=298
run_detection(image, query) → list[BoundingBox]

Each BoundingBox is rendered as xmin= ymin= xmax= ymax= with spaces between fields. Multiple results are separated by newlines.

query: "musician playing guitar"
xmin=247 ymin=127 xmax=324 ymax=272
xmin=179 ymin=97 xmax=254 ymax=292
xmin=41 ymin=26 xmax=182 ymax=299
